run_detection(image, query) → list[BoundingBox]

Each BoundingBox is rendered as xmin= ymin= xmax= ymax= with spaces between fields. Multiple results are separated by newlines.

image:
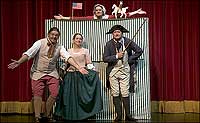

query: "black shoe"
xmin=53 ymin=115 xmax=63 ymax=121
xmin=39 ymin=116 xmax=49 ymax=122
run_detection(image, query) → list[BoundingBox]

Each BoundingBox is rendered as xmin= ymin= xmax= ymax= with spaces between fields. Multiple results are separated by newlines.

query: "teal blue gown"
xmin=54 ymin=69 xmax=103 ymax=120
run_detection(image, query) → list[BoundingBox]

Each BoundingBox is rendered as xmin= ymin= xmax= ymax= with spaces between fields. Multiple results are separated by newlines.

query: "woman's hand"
xmin=54 ymin=14 xmax=64 ymax=20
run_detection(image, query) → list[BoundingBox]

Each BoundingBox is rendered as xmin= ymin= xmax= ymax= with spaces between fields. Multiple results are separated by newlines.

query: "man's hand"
xmin=78 ymin=67 xmax=88 ymax=74
xmin=8 ymin=59 xmax=20 ymax=69
xmin=117 ymin=51 xmax=124 ymax=59
xmin=8 ymin=55 xmax=29 ymax=70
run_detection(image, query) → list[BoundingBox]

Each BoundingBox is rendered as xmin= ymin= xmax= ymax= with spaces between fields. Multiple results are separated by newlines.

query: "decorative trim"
xmin=151 ymin=100 xmax=200 ymax=113
xmin=0 ymin=101 xmax=46 ymax=113
xmin=1 ymin=100 xmax=199 ymax=113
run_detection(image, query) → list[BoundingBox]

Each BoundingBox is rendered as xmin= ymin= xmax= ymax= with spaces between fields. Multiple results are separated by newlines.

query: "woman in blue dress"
xmin=54 ymin=33 xmax=103 ymax=120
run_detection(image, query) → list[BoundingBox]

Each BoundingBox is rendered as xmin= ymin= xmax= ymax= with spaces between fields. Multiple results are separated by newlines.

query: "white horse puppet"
xmin=112 ymin=2 xmax=128 ymax=19
xmin=111 ymin=1 xmax=147 ymax=19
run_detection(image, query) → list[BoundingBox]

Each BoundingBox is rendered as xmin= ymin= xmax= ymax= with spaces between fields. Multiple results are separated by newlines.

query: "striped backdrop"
xmin=45 ymin=18 xmax=150 ymax=120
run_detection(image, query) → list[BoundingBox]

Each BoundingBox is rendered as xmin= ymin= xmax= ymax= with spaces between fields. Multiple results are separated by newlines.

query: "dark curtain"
xmin=149 ymin=0 xmax=199 ymax=101
xmin=0 ymin=0 xmax=199 ymax=112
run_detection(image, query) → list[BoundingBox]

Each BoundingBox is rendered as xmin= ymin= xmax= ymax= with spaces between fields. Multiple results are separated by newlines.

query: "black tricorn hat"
xmin=106 ymin=25 xmax=129 ymax=34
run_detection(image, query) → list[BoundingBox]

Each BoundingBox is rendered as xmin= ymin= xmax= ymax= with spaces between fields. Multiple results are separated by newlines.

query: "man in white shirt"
xmin=8 ymin=27 xmax=88 ymax=122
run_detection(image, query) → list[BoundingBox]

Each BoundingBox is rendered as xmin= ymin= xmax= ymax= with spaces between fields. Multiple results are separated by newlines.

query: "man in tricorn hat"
xmin=103 ymin=25 xmax=143 ymax=121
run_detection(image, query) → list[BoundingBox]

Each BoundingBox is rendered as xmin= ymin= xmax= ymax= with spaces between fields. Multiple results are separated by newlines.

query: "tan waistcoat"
xmin=30 ymin=39 xmax=61 ymax=80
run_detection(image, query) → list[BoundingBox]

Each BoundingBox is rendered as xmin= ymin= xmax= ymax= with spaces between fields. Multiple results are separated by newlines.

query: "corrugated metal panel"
xmin=45 ymin=18 xmax=150 ymax=120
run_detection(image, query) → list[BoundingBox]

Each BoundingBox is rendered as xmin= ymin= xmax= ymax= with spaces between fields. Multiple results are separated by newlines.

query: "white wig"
xmin=93 ymin=4 xmax=106 ymax=16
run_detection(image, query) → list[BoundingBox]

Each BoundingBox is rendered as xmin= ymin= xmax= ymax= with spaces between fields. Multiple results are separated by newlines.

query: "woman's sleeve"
xmin=85 ymin=49 xmax=92 ymax=64
xmin=85 ymin=49 xmax=96 ymax=70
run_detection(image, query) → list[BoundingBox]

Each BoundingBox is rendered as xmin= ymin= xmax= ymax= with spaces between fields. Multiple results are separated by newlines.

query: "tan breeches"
xmin=109 ymin=71 xmax=130 ymax=97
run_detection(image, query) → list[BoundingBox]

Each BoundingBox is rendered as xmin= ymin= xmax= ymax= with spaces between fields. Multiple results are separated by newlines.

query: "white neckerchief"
xmin=114 ymin=37 xmax=125 ymax=52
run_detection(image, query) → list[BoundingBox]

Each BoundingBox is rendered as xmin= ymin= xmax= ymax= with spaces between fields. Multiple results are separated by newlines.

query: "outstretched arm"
xmin=8 ymin=55 xmax=29 ymax=69
xmin=8 ymin=40 xmax=41 ymax=70
xmin=67 ymin=57 xmax=88 ymax=74
xmin=54 ymin=14 xmax=70 ymax=20
xmin=128 ymin=8 xmax=147 ymax=17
